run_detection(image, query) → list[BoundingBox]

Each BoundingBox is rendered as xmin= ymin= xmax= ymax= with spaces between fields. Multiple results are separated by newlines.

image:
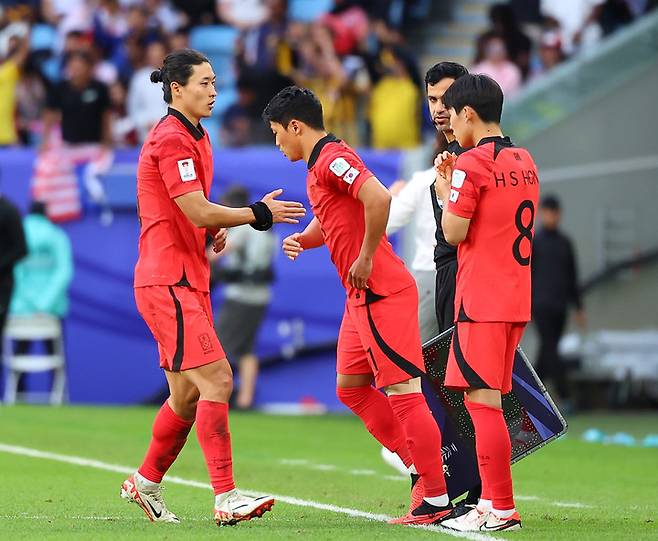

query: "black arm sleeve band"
xmin=248 ymin=201 xmax=273 ymax=231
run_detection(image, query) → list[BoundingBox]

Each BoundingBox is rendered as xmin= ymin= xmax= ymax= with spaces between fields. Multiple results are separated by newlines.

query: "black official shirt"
xmin=430 ymin=139 xmax=468 ymax=269
xmin=47 ymin=79 xmax=110 ymax=144
xmin=531 ymin=228 xmax=582 ymax=312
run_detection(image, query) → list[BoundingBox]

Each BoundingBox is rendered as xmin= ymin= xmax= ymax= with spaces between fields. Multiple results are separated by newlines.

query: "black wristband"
xmin=248 ymin=201 xmax=273 ymax=231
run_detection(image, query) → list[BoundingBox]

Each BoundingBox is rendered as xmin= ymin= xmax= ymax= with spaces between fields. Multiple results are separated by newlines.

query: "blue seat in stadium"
xmin=288 ymin=0 xmax=334 ymax=22
xmin=190 ymin=25 xmax=239 ymax=55
xmin=208 ymin=53 xmax=236 ymax=87
xmin=213 ymin=85 xmax=238 ymax=118
xmin=41 ymin=57 xmax=61 ymax=82
xmin=30 ymin=24 xmax=57 ymax=52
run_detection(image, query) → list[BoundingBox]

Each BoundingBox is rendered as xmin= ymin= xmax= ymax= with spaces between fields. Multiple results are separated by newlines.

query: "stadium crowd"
xmin=1 ymin=0 xmax=655 ymax=151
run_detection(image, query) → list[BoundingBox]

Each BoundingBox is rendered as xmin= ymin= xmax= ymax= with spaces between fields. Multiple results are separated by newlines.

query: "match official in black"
xmin=531 ymin=195 xmax=585 ymax=404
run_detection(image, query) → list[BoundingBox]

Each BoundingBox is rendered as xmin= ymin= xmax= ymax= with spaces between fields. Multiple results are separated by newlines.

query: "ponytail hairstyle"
xmin=150 ymin=48 xmax=210 ymax=104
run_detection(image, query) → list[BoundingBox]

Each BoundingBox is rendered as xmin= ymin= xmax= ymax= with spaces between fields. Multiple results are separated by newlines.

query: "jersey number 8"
xmin=513 ymin=200 xmax=535 ymax=266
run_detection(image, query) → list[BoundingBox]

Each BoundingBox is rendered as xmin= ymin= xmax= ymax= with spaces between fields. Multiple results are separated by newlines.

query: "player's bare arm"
xmin=349 ymin=176 xmax=391 ymax=290
xmin=282 ymin=217 xmax=324 ymax=261
xmin=442 ymin=210 xmax=470 ymax=246
xmin=175 ymin=189 xmax=305 ymax=229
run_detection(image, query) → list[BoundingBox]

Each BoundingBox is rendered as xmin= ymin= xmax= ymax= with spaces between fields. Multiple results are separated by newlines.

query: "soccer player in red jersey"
xmin=434 ymin=74 xmax=540 ymax=532
xmin=263 ymin=86 xmax=452 ymax=525
xmin=120 ymin=49 xmax=305 ymax=527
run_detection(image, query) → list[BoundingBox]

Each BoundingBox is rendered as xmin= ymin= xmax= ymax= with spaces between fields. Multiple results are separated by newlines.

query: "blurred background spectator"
xmin=10 ymin=200 xmax=73 ymax=357
xmin=0 ymin=186 xmax=27 ymax=363
xmin=209 ymin=186 xmax=277 ymax=410
xmin=531 ymin=195 xmax=586 ymax=409
xmin=0 ymin=27 xmax=29 ymax=146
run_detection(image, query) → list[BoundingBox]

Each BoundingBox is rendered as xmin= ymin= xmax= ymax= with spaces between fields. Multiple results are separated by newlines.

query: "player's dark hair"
xmin=442 ymin=73 xmax=503 ymax=123
xmin=150 ymin=48 xmax=210 ymax=104
xmin=425 ymin=62 xmax=468 ymax=87
xmin=262 ymin=86 xmax=325 ymax=130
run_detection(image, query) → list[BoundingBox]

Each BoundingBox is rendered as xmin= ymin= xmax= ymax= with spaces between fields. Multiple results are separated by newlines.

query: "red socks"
xmin=465 ymin=400 xmax=514 ymax=510
xmin=388 ymin=393 xmax=447 ymax=498
xmin=337 ymin=385 xmax=413 ymax=468
xmin=195 ymin=400 xmax=236 ymax=495
xmin=138 ymin=400 xmax=194 ymax=483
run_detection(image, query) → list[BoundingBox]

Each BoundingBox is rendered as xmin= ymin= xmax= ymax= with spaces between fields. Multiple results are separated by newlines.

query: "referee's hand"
xmin=261 ymin=189 xmax=306 ymax=224
xmin=282 ymin=233 xmax=304 ymax=261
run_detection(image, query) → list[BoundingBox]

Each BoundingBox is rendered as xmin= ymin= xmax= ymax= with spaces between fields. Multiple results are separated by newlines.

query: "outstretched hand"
xmin=261 ymin=189 xmax=306 ymax=224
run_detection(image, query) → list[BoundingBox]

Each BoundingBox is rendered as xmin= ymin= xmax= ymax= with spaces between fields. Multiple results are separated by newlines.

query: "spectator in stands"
xmin=145 ymin=0 xmax=188 ymax=34
xmin=531 ymin=195 xmax=586 ymax=406
xmin=39 ymin=51 xmax=114 ymax=221
xmin=368 ymin=46 xmax=420 ymax=148
xmin=42 ymin=51 xmax=112 ymax=150
xmin=292 ymin=23 xmax=359 ymax=143
xmin=109 ymin=80 xmax=137 ymax=146
xmin=540 ymin=0 xmax=604 ymax=55
xmin=597 ymin=0 xmax=635 ymax=36
xmin=476 ymin=3 xmax=532 ymax=79
xmin=0 ymin=185 xmax=27 ymax=365
xmin=167 ymin=27 xmax=190 ymax=51
xmin=471 ymin=34 xmax=522 ymax=96
xmin=16 ymin=55 xmax=48 ymax=145
xmin=216 ymin=0 xmax=269 ymax=30
xmin=127 ymin=39 xmax=168 ymax=142
xmin=209 ymin=186 xmax=277 ymax=410
xmin=10 ymin=200 xmax=73 ymax=356
xmin=529 ymin=30 xmax=566 ymax=81
xmin=235 ymin=0 xmax=288 ymax=73
xmin=221 ymin=71 xmax=273 ymax=146
xmin=0 ymin=30 xmax=29 ymax=146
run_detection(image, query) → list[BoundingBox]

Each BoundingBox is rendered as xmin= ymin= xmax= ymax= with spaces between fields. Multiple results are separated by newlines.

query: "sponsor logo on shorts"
xmin=198 ymin=333 xmax=214 ymax=354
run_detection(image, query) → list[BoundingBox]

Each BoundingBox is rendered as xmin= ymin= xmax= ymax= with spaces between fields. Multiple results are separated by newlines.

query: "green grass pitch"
xmin=0 ymin=406 xmax=656 ymax=540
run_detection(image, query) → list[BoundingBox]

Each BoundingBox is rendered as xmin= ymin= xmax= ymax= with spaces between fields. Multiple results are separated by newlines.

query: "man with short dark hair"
xmin=436 ymin=74 xmax=540 ymax=532
xmin=532 ymin=194 xmax=584 ymax=403
xmin=265 ymin=85 xmax=453 ymax=526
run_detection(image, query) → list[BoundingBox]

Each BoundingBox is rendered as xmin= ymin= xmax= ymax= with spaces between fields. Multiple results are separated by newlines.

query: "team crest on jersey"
xmin=329 ymin=157 xmax=350 ymax=177
xmin=451 ymin=169 xmax=466 ymax=188
xmin=343 ymin=167 xmax=360 ymax=185
xmin=449 ymin=189 xmax=459 ymax=202
xmin=177 ymin=158 xmax=197 ymax=182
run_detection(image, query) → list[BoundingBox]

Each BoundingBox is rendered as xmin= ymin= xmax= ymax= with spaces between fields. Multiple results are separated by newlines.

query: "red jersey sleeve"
xmin=446 ymin=152 xmax=487 ymax=219
xmin=320 ymin=148 xmax=374 ymax=199
xmin=156 ymin=133 xmax=205 ymax=199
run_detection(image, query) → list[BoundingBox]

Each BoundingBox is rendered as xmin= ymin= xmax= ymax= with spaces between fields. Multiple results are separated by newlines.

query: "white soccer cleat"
xmin=441 ymin=506 xmax=490 ymax=531
xmin=214 ymin=488 xmax=275 ymax=526
xmin=120 ymin=475 xmax=180 ymax=523
xmin=480 ymin=511 xmax=522 ymax=532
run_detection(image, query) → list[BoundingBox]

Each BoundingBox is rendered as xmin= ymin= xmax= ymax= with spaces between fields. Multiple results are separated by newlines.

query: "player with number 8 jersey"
xmin=435 ymin=74 xmax=539 ymax=532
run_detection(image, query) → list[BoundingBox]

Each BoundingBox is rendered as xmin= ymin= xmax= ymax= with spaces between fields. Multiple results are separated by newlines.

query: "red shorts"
xmin=445 ymin=321 xmax=526 ymax=394
xmin=337 ymin=286 xmax=425 ymax=389
xmin=135 ymin=285 xmax=225 ymax=371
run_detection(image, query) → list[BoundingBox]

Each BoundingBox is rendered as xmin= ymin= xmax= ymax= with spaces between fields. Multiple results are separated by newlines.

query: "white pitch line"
xmin=276 ymin=458 xmax=592 ymax=510
xmin=0 ymin=443 xmax=489 ymax=541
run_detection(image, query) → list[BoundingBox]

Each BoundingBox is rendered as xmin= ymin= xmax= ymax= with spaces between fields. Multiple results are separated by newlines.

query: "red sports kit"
xmin=445 ymin=136 xmax=540 ymax=393
xmin=306 ymin=134 xmax=422 ymax=388
xmin=134 ymin=108 xmax=224 ymax=371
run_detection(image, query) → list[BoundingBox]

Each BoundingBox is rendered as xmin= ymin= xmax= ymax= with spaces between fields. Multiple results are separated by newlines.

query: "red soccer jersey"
xmin=134 ymin=108 xmax=214 ymax=291
xmin=306 ymin=134 xmax=415 ymax=305
xmin=447 ymin=136 xmax=540 ymax=322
